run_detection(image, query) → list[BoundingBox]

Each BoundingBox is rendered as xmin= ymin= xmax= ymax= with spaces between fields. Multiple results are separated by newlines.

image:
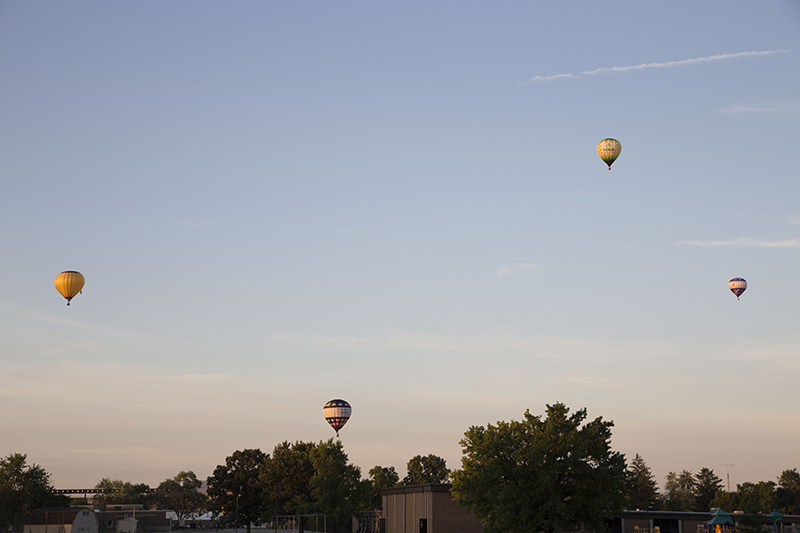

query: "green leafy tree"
xmin=93 ymin=478 xmax=152 ymax=510
xmin=259 ymin=441 xmax=317 ymax=520
xmin=300 ymin=439 xmax=371 ymax=530
xmin=450 ymin=402 xmax=627 ymax=533
xmin=695 ymin=468 xmax=723 ymax=512
xmin=735 ymin=481 xmax=777 ymax=514
xmin=403 ymin=455 xmax=450 ymax=485
xmin=663 ymin=470 xmax=696 ymax=511
xmin=710 ymin=480 xmax=778 ymax=518
xmin=207 ymin=449 xmax=268 ymax=533
xmin=368 ymin=466 xmax=399 ymax=508
xmin=154 ymin=471 xmax=206 ymax=520
xmin=726 ymin=482 xmax=776 ymax=533
xmin=0 ymin=453 xmax=69 ymax=531
xmin=625 ymin=454 xmax=660 ymax=510
xmin=776 ymin=468 xmax=800 ymax=514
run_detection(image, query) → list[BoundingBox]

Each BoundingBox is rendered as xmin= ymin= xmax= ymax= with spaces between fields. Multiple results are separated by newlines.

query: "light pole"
xmin=273 ymin=486 xmax=282 ymax=533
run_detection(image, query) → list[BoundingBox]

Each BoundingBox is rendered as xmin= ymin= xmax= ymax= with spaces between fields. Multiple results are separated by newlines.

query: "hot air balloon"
xmin=54 ymin=271 xmax=85 ymax=306
xmin=729 ymin=278 xmax=747 ymax=300
xmin=597 ymin=138 xmax=622 ymax=169
xmin=323 ymin=399 xmax=351 ymax=437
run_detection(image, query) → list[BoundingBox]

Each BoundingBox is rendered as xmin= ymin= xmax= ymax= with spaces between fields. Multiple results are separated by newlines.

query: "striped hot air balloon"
xmin=729 ymin=278 xmax=747 ymax=300
xmin=54 ymin=271 xmax=85 ymax=306
xmin=597 ymin=138 xmax=622 ymax=170
xmin=323 ymin=399 xmax=351 ymax=437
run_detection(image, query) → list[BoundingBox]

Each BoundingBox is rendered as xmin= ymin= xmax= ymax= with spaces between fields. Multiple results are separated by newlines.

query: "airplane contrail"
xmin=523 ymin=49 xmax=789 ymax=84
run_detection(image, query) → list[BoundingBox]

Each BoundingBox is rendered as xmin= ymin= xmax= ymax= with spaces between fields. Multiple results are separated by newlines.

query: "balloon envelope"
xmin=728 ymin=278 xmax=747 ymax=300
xmin=597 ymin=138 xmax=622 ymax=169
xmin=323 ymin=399 xmax=351 ymax=437
xmin=54 ymin=271 xmax=85 ymax=306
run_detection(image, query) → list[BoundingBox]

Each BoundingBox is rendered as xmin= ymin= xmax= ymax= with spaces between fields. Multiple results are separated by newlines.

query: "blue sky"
xmin=1 ymin=1 xmax=799 ymax=491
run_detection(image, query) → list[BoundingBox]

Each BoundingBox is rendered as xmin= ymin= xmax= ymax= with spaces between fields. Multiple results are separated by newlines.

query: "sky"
xmin=1 ymin=1 xmax=799 ymax=493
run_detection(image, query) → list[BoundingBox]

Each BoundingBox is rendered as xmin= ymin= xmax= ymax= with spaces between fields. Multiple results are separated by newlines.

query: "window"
xmin=604 ymin=517 xmax=623 ymax=533
xmin=653 ymin=518 xmax=680 ymax=533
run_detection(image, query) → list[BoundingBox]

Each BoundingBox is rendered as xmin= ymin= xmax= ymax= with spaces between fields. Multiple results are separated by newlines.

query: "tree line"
xmin=3 ymin=402 xmax=800 ymax=533
xmin=627 ymin=453 xmax=800 ymax=514
xmin=0 ymin=442 xmax=450 ymax=533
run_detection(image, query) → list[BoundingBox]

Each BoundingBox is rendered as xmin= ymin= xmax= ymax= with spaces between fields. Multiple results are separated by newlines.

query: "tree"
xmin=368 ymin=466 xmax=399 ymax=508
xmin=450 ymin=402 xmax=627 ymax=533
xmin=0 ymin=453 xmax=69 ymax=531
xmin=710 ymin=480 xmax=778 ymax=516
xmin=93 ymin=478 xmax=152 ymax=510
xmin=207 ymin=449 xmax=268 ymax=533
xmin=776 ymin=468 xmax=800 ymax=514
xmin=625 ymin=454 xmax=660 ymax=510
xmin=403 ymin=455 xmax=450 ymax=485
xmin=718 ymin=482 xmax=778 ymax=533
xmin=695 ymin=468 xmax=723 ymax=512
xmin=735 ymin=481 xmax=777 ymax=514
xmin=154 ymin=471 xmax=206 ymax=520
xmin=300 ymin=439 xmax=371 ymax=531
xmin=663 ymin=470 xmax=696 ymax=511
xmin=259 ymin=441 xmax=317 ymax=520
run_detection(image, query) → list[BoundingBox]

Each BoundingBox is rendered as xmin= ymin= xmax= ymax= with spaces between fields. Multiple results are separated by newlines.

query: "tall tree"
xmin=368 ymin=466 xmax=399 ymax=508
xmin=154 ymin=471 xmax=206 ymax=520
xmin=301 ymin=439 xmax=371 ymax=530
xmin=695 ymin=468 xmax=724 ymax=511
xmin=663 ymin=470 xmax=696 ymax=511
xmin=0 ymin=453 xmax=69 ymax=531
xmin=259 ymin=441 xmax=317 ymax=520
xmin=207 ymin=449 xmax=268 ymax=533
xmin=736 ymin=481 xmax=778 ymax=514
xmin=710 ymin=481 xmax=778 ymax=515
xmin=93 ymin=478 xmax=152 ymax=510
xmin=777 ymin=468 xmax=800 ymax=514
xmin=403 ymin=455 xmax=450 ymax=485
xmin=625 ymin=454 xmax=660 ymax=510
xmin=451 ymin=403 xmax=627 ymax=533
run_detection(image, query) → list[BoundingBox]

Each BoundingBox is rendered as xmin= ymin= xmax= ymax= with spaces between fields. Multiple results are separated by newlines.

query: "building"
xmin=24 ymin=508 xmax=172 ymax=533
xmin=380 ymin=484 xmax=482 ymax=533
xmin=24 ymin=508 xmax=98 ymax=533
xmin=380 ymin=484 xmax=800 ymax=533
xmin=95 ymin=508 xmax=171 ymax=533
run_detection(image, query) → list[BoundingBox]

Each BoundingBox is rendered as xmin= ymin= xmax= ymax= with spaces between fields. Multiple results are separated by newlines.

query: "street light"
xmin=273 ymin=486 xmax=282 ymax=533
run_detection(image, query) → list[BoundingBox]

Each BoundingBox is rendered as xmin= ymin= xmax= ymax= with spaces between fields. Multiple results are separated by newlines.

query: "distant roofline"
xmin=376 ymin=488 xmax=800 ymax=519
xmin=379 ymin=483 xmax=454 ymax=495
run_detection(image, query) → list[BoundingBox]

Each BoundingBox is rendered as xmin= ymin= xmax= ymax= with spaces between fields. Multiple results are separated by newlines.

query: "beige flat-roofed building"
xmin=380 ymin=483 xmax=482 ymax=533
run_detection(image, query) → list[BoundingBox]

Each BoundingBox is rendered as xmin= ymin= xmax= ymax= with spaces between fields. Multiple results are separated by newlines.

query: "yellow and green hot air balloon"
xmin=597 ymin=138 xmax=622 ymax=170
xmin=54 ymin=271 xmax=85 ymax=306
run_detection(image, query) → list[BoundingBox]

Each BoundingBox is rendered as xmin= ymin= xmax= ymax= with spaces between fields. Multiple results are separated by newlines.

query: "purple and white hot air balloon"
xmin=323 ymin=399 xmax=351 ymax=437
xmin=729 ymin=278 xmax=747 ymax=300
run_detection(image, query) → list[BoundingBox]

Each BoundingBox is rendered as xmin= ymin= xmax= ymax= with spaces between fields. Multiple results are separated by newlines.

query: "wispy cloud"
xmin=497 ymin=262 xmax=538 ymax=277
xmin=718 ymin=102 xmax=800 ymax=114
xmin=525 ymin=73 xmax=578 ymax=84
xmin=676 ymin=237 xmax=800 ymax=248
xmin=523 ymin=49 xmax=790 ymax=84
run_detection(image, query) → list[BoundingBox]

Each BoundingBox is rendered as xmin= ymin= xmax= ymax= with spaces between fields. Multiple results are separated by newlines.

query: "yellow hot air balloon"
xmin=597 ymin=138 xmax=622 ymax=170
xmin=54 ymin=271 xmax=85 ymax=306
